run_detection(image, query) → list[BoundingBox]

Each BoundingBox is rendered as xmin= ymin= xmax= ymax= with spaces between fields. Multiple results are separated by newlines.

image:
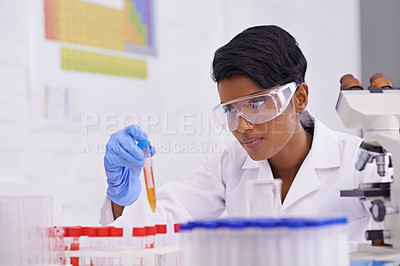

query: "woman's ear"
xmin=294 ymin=82 xmax=308 ymax=113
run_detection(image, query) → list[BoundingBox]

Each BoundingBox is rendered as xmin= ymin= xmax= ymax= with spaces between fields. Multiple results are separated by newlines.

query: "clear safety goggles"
xmin=212 ymin=82 xmax=298 ymax=131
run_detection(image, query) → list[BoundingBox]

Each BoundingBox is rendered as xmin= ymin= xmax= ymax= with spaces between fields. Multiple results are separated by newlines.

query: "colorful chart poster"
xmin=43 ymin=0 xmax=155 ymax=78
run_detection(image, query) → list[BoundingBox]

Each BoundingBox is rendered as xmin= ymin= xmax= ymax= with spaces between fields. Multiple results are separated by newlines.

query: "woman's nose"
xmin=237 ymin=115 xmax=254 ymax=133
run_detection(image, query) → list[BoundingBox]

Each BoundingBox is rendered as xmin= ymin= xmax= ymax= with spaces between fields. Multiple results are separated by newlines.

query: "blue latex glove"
xmin=104 ymin=125 xmax=156 ymax=206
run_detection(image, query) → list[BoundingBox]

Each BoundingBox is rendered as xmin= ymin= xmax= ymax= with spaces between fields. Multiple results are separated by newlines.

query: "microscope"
xmin=337 ymin=73 xmax=400 ymax=259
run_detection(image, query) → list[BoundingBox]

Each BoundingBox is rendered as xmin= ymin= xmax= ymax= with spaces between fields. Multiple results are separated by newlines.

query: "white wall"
xmin=0 ymin=0 xmax=361 ymax=225
xmin=0 ymin=0 xmax=30 ymax=186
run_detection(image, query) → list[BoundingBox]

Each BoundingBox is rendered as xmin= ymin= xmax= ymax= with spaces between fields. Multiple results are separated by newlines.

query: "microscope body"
xmin=336 ymin=74 xmax=400 ymax=253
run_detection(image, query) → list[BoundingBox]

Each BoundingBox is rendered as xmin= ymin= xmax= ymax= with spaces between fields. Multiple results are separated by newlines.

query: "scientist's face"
xmin=217 ymin=74 xmax=302 ymax=161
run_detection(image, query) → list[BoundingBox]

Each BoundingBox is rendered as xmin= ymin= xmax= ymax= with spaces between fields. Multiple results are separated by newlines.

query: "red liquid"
xmin=70 ymin=237 xmax=79 ymax=266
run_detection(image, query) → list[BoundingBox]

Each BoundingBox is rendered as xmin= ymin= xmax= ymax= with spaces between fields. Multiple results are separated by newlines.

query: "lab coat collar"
xmin=281 ymin=149 xmax=320 ymax=212
xmin=303 ymin=111 xmax=341 ymax=169
xmin=242 ymin=156 xmax=262 ymax=169
xmin=241 ymin=110 xmax=341 ymax=170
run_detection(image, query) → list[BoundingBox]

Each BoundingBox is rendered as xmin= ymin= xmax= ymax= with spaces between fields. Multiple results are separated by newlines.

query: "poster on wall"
xmin=44 ymin=0 xmax=155 ymax=78
xmin=28 ymin=0 xmax=158 ymax=129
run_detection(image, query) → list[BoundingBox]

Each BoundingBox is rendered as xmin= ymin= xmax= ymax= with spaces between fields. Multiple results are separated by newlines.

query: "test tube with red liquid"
xmin=145 ymin=226 xmax=156 ymax=249
xmin=138 ymin=140 xmax=157 ymax=212
xmin=67 ymin=226 xmax=82 ymax=266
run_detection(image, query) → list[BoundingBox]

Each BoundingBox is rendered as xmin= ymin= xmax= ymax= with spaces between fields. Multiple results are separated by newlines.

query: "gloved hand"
xmin=104 ymin=125 xmax=156 ymax=206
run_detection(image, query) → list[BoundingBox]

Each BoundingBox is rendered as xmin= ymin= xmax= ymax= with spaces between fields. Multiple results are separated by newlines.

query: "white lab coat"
xmin=100 ymin=111 xmax=380 ymax=249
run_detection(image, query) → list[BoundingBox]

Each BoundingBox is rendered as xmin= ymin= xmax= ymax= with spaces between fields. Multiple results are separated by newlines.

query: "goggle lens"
xmin=213 ymin=82 xmax=297 ymax=131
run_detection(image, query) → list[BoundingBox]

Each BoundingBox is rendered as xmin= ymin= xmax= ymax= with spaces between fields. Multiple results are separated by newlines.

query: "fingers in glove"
xmin=114 ymin=130 xmax=145 ymax=161
xmin=106 ymin=134 xmax=144 ymax=168
xmin=105 ymin=147 xmax=143 ymax=169
xmin=125 ymin=125 xmax=148 ymax=142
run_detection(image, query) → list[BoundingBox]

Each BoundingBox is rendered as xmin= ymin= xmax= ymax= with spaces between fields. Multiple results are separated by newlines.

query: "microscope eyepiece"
xmin=370 ymin=73 xmax=393 ymax=89
xmin=339 ymin=74 xmax=363 ymax=90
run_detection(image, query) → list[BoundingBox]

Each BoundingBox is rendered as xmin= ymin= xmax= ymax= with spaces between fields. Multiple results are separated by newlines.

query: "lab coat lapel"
xmin=281 ymin=113 xmax=342 ymax=213
xmin=242 ymin=156 xmax=261 ymax=169
xmin=311 ymin=118 xmax=341 ymax=169
xmin=280 ymin=151 xmax=320 ymax=213
xmin=300 ymin=111 xmax=341 ymax=169
xmin=242 ymin=156 xmax=274 ymax=182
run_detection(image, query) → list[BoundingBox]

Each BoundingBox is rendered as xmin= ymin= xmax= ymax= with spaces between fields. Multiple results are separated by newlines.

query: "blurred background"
xmin=0 ymin=0 xmax=399 ymax=225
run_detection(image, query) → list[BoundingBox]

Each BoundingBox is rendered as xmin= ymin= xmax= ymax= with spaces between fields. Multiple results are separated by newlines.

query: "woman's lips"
xmin=241 ymin=137 xmax=263 ymax=149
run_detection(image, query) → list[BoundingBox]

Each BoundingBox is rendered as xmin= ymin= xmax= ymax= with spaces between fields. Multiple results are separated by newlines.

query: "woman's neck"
xmin=268 ymin=123 xmax=313 ymax=202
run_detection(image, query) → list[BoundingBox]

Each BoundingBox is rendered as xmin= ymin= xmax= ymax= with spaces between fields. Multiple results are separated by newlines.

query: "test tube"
xmin=68 ymin=226 xmax=82 ymax=266
xmin=179 ymin=224 xmax=194 ymax=266
xmin=173 ymin=224 xmax=184 ymax=265
xmin=248 ymin=218 xmax=280 ymax=266
xmin=219 ymin=218 xmax=249 ymax=266
xmin=79 ymin=227 xmax=89 ymax=249
xmin=62 ymin=226 xmax=70 ymax=251
xmin=52 ymin=226 xmax=66 ymax=265
xmin=245 ymin=179 xmax=282 ymax=218
xmin=314 ymin=219 xmax=334 ymax=266
xmin=110 ymin=227 xmax=123 ymax=248
xmin=192 ymin=220 xmax=220 ymax=266
xmin=311 ymin=217 xmax=349 ymax=266
xmin=138 ymin=140 xmax=157 ymax=212
xmin=97 ymin=226 xmax=111 ymax=249
xmin=109 ymin=227 xmax=123 ymax=265
xmin=155 ymin=224 xmax=167 ymax=248
xmin=304 ymin=219 xmax=325 ymax=266
xmin=132 ymin=227 xmax=146 ymax=266
xmin=155 ymin=224 xmax=167 ymax=266
xmin=132 ymin=227 xmax=146 ymax=248
xmin=87 ymin=227 xmax=98 ymax=266
xmin=79 ymin=226 xmax=90 ymax=265
xmin=216 ymin=221 xmax=229 ymax=266
xmin=333 ymin=218 xmax=349 ymax=266
xmin=96 ymin=226 xmax=111 ymax=265
xmin=145 ymin=226 xmax=157 ymax=248
xmin=285 ymin=219 xmax=308 ymax=266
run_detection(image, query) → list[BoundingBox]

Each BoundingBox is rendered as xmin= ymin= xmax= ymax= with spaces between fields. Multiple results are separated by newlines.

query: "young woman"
xmin=100 ymin=25 xmax=377 ymax=248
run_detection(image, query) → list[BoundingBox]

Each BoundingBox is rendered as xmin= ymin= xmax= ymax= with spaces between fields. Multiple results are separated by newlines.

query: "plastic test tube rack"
xmin=63 ymin=225 xmax=181 ymax=266
xmin=65 ymin=246 xmax=181 ymax=266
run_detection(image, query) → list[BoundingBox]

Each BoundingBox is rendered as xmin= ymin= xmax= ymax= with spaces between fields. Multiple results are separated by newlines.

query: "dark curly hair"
xmin=212 ymin=25 xmax=307 ymax=89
